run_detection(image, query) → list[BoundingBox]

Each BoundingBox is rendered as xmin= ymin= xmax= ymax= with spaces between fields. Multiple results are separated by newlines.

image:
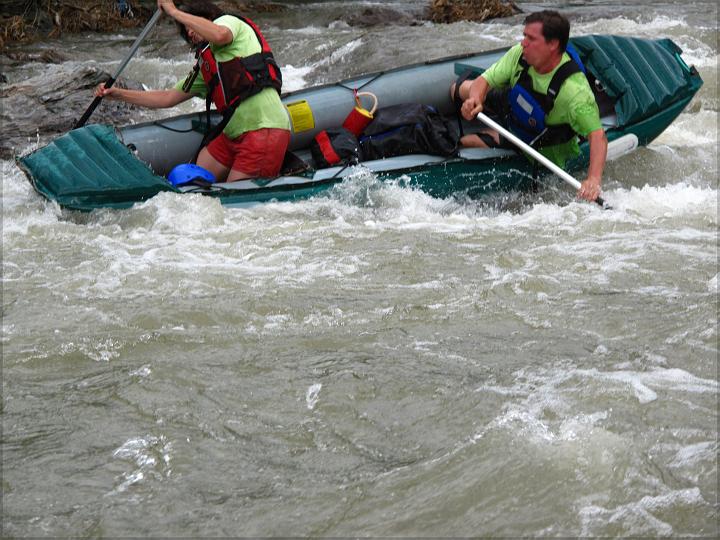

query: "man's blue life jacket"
xmin=508 ymin=43 xmax=586 ymax=147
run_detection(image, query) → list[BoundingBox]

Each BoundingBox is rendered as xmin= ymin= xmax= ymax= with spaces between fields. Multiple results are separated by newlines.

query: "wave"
xmin=4 ymin=148 xmax=716 ymax=240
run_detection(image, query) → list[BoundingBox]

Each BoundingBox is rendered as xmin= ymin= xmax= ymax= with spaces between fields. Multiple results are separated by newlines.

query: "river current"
xmin=1 ymin=1 xmax=718 ymax=536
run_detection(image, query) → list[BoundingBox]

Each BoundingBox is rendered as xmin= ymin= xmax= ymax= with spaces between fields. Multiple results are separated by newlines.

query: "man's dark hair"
xmin=175 ymin=0 xmax=225 ymax=44
xmin=524 ymin=10 xmax=570 ymax=51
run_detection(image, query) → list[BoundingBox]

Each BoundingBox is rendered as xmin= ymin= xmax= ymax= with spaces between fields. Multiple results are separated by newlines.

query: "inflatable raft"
xmin=18 ymin=35 xmax=703 ymax=211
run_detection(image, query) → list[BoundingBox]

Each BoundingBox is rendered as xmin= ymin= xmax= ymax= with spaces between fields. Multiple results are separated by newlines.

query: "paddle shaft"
xmin=476 ymin=112 xmax=606 ymax=207
xmin=74 ymin=9 xmax=163 ymax=129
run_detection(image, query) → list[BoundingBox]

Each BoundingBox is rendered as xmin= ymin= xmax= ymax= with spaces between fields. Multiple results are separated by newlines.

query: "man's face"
xmin=521 ymin=22 xmax=558 ymax=67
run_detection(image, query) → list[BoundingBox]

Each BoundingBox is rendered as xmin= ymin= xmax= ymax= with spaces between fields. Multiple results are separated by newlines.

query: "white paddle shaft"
xmin=476 ymin=112 xmax=582 ymax=190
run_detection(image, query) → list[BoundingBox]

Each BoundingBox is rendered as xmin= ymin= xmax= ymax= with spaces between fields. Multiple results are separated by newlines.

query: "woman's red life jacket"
xmin=196 ymin=15 xmax=282 ymax=113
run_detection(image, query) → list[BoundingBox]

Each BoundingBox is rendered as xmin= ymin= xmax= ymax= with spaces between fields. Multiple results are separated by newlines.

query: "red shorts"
xmin=206 ymin=128 xmax=291 ymax=178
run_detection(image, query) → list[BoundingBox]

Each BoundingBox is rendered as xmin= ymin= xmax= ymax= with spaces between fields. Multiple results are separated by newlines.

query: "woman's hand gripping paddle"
xmin=73 ymin=9 xmax=163 ymax=129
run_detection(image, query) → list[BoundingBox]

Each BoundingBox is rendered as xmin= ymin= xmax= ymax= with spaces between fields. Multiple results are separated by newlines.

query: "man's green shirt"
xmin=175 ymin=15 xmax=290 ymax=139
xmin=481 ymin=43 xmax=602 ymax=166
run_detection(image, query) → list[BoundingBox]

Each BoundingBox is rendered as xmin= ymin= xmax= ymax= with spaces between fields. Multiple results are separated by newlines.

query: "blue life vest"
xmin=508 ymin=43 xmax=586 ymax=147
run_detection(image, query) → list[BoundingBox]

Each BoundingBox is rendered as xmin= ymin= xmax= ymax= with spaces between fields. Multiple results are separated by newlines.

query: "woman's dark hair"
xmin=175 ymin=0 xmax=224 ymax=44
xmin=524 ymin=10 xmax=570 ymax=51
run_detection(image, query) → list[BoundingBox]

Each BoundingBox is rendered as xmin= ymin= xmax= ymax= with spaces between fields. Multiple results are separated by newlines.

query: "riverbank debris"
xmin=0 ymin=0 xmax=284 ymax=49
xmin=428 ymin=0 xmax=522 ymax=24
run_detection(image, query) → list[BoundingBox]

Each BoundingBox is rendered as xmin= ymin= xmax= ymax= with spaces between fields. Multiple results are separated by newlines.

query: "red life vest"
xmin=196 ymin=15 xmax=282 ymax=114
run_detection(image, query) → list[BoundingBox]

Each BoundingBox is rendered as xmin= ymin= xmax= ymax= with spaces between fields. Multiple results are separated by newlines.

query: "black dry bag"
xmin=359 ymin=103 xmax=459 ymax=160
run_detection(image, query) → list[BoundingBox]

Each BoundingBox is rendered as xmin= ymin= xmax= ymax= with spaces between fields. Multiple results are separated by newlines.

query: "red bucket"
xmin=342 ymin=91 xmax=378 ymax=136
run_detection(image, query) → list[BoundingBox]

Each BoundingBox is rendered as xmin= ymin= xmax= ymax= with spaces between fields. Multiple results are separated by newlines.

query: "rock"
xmin=2 ymin=50 xmax=69 ymax=65
xmin=0 ymin=66 xmax=143 ymax=158
xmin=427 ymin=0 xmax=521 ymax=24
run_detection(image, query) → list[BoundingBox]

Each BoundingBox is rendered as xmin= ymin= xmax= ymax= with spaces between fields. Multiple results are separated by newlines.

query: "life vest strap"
xmin=546 ymin=60 xmax=582 ymax=100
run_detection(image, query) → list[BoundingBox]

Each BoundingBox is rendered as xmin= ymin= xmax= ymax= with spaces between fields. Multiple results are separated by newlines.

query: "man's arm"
xmin=461 ymin=76 xmax=492 ymax=120
xmin=578 ymin=128 xmax=608 ymax=201
xmin=459 ymin=44 xmax=522 ymax=121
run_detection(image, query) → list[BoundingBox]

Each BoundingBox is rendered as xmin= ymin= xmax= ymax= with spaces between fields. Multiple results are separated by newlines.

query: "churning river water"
xmin=1 ymin=1 xmax=718 ymax=536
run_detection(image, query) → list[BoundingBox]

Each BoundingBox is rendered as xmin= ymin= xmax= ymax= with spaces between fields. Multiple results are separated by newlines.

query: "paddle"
xmin=73 ymin=9 xmax=163 ymax=129
xmin=476 ymin=112 xmax=608 ymax=208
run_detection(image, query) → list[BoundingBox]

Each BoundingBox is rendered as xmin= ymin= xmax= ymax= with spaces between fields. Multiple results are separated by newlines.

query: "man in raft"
xmin=95 ymin=0 xmax=291 ymax=182
xmin=451 ymin=10 xmax=608 ymax=202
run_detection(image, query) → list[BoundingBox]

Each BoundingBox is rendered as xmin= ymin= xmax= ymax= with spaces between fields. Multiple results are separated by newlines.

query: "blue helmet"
xmin=167 ymin=163 xmax=216 ymax=187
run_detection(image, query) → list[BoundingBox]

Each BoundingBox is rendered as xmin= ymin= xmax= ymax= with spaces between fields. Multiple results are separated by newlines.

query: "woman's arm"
xmin=158 ymin=0 xmax=233 ymax=45
xmin=94 ymin=85 xmax=193 ymax=109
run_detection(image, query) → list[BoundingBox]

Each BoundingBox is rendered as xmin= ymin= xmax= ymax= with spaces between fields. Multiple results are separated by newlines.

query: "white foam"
xmin=476 ymin=367 xmax=601 ymax=443
xmin=303 ymin=307 xmax=345 ymax=327
xmin=669 ymin=440 xmax=718 ymax=468
xmin=652 ymin=110 xmax=718 ymax=147
xmin=109 ymin=434 xmax=173 ymax=494
xmin=607 ymin=183 xmax=717 ymax=222
xmin=575 ymin=15 xmax=685 ymax=37
xmin=281 ymin=64 xmax=315 ymax=92
xmin=579 ymin=488 xmax=706 ymax=537
xmin=474 ymin=360 xmax=717 ymax=456
xmin=130 ymin=365 xmax=152 ymax=378
xmin=284 ymin=25 xmax=331 ymax=36
xmin=118 ymin=55 xmax=193 ymax=88
xmin=306 ymin=383 xmax=322 ymax=410
xmin=558 ymin=411 xmax=609 ymax=441
xmin=327 ymin=38 xmax=364 ymax=65
xmin=40 ymin=192 xmax=378 ymax=300
xmin=40 ymin=177 xmax=707 ymax=305
xmin=328 ymin=20 xmax=351 ymax=31
xmin=576 ymin=367 xmax=718 ymax=404
xmin=6 ymin=149 xmax=715 ymax=292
